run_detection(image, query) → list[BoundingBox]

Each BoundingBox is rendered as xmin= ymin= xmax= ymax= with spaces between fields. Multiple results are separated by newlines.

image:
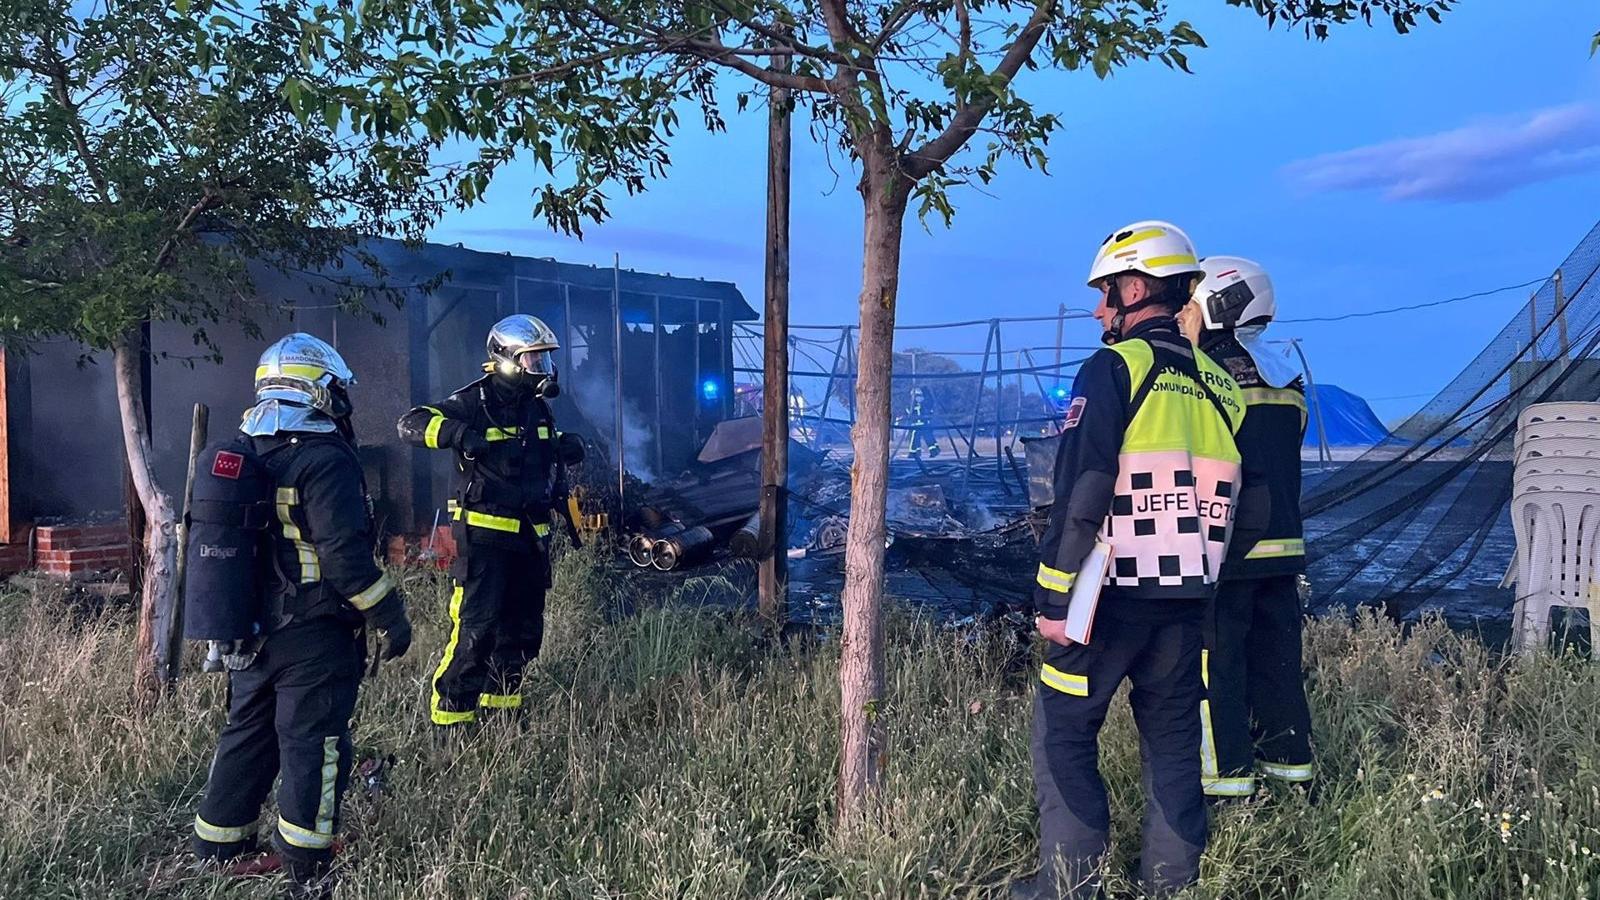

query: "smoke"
xmin=566 ymin=358 xmax=657 ymax=483
xmin=619 ymin=403 xmax=656 ymax=483
xmin=962 ymin=500 xmax=999 ymax=532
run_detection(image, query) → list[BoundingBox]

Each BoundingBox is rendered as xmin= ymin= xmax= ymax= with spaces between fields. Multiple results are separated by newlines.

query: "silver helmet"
xmin=254 ymin=332 xmax=355 ymax=413
xmin=486 ymin=314 xmax=560 ymax=396
xmin=241 ymin=333 xmax=355 ymax=437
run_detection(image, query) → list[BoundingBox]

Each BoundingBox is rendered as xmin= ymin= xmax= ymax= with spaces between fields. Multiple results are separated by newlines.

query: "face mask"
xmin=328 ymin=383 xmax=354 ymax=420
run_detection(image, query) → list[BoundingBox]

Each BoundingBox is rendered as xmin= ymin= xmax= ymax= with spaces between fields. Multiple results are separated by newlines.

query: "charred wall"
xmin=8 ymin=238 xmax=754 ymax=535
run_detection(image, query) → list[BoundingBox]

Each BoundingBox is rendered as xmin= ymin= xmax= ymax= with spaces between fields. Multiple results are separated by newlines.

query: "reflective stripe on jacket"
xmin=396 ymin=375 xmax=560 ymax=539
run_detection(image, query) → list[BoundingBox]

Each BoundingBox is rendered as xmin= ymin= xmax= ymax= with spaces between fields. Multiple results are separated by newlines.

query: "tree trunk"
xmin=115 ymin=330 xmax=179 ymax=699
xmin=837 ymin=154 xmax=912 ymax=825
xmin=759 ymin=69 xmax=793 ymax=629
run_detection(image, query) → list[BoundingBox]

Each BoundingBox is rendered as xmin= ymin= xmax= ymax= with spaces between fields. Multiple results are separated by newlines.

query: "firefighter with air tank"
xmin=398 ymin=314 xmax=585 ymax=733
xmin=185 ymin=333 xmax=412 ymax=899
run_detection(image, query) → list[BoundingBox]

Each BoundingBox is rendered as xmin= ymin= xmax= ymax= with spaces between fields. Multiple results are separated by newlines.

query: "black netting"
xmin=1304 ymin=220 xmax=1600 ymax=626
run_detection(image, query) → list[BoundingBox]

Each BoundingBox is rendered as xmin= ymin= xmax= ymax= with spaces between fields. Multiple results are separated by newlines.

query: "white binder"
xmin=1063 ymin=541 xmax=1111 ymax=645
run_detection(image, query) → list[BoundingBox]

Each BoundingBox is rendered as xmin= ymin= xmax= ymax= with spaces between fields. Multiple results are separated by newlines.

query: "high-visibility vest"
xmin=1100 ymin=338 xmax=1246 ymax=593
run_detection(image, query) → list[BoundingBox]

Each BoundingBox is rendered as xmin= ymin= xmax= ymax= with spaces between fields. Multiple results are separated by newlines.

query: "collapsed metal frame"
xmin=733 ymin=311 xmax=1340 ymax=496
xmin=733 ymin=311 xmax=1100 ymax=496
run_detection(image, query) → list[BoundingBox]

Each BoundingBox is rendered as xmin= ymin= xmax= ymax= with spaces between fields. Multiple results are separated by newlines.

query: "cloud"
xmin=446 ymin=224 xmax=757 ymax=265
xmin=1282 ymin=103 xmax=1600 ymax=202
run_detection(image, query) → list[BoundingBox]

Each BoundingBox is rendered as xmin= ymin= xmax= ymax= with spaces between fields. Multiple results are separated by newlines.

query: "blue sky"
xmin=434 ymin=2 xmax=1600 ymax=422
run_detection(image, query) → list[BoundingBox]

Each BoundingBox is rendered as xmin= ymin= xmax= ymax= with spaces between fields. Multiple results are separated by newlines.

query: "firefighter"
xmin=191 ymin=333 xmax=412 ymax=897
xmin=905 ymin=385 xmax=941 ymax=458
xmin=1019 ymin=222 xmax=1270 ymax=899
xmin=398 ymin=314 xmax=583 ymax=731
xmin=1179 ymin=256 xmax=1315 ymax=798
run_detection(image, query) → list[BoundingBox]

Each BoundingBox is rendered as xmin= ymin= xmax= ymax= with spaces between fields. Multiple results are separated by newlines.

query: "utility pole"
xmin=758 ymin=56 xmax=793 ymax=629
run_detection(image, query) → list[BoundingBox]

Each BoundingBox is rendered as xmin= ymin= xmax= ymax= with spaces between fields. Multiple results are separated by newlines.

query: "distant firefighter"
xmin=903 ymin=385 xmax=941 ymax=458
xmin=189 ymin=333 xmax=412 ymax=897
xmin=398 ymin=315 xmax=585 ymax=733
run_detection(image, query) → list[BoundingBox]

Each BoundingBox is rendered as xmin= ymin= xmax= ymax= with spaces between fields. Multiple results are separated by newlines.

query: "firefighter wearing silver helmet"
xmin=193 ymin=333 xmax=411 ymax=897
xmin=1019 ymin=222 xmax=1271 ymax=899
xmin=1179 ymin=256 xmax=1316 ymax=800
xmin=398 ymin=314 xmax=585 ymax=732
xmin=486 ymin=314 xmax=562 ymax=398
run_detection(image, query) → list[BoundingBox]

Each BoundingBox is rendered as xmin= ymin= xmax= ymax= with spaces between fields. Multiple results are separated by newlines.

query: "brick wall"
xmin=28 ymin=524 xmax=131 ymax=580
xmin=0 ymin=540 xmax=28 ymax=576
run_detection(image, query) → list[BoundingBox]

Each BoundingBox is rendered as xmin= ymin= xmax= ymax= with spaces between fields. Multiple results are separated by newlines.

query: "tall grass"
xmin=0 ymin=548 xmax=1597 ymax=898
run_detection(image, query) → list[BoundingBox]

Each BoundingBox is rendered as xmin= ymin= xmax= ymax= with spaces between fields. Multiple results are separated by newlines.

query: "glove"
xmin=365 ymin=594 xmax=413 ymax=661
xmin=460 ymin=431 xmax=490 ymax=457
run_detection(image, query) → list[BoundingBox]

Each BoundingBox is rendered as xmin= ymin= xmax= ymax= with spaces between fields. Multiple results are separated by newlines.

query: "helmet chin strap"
xmin=1101 ymin=278 xmax=1178 ymax=345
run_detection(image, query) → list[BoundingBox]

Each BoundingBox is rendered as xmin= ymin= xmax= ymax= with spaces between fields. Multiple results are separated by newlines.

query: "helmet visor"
xmin=516 ymin=349 xmax=554 ymax=376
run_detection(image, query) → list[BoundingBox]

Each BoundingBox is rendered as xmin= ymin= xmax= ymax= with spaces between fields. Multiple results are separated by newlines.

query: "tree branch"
xmin=904 ymin=0 xmax=1057 ymax=179
xmin=566 ymin=4 xmax=836 ymax=93
xmin=871 ymin=0 xmax=924 ymax=52
xmin=818 ymin=0 xmax=862 ymax=51
xmin=42 ymin=44 xmax=112 ymax=205
xmin=703 ymin=0 xmax=849 ymax=65
xmin=681 ymin=37 xmax=835 ymax=92
xmin=954 ymin=0 xmax=973 ymax=116
xmin=150 ymin=191 xmax=221 ymax=274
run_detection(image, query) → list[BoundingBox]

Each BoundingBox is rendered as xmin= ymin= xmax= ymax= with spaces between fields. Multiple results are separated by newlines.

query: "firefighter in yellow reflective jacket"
xmin=1018 ymin=222 xmax=1270 ymax=900
xmin=397 ymin=315 xmax=584 ymax=731
xmin=1181 ymin=257 xmax=1316 ymax=798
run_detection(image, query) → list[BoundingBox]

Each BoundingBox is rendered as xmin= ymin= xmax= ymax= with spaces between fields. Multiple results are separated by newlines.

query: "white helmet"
xmin=1086 ymin=220 xmax=1203 ymax=287
xmin=253 ymin=333 xmax=354 ymax=415
xmin=487 ymin=314 xmax=561 ymax=395
xmin=1194 ymin=256 xmax=1276 ymax=330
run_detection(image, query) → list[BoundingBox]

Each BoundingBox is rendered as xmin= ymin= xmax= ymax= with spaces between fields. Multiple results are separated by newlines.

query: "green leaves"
xmin=1223 ymin=0 xmax=1456 ymax=39
xmin=0 ymin=0 xmax=446 ymax=356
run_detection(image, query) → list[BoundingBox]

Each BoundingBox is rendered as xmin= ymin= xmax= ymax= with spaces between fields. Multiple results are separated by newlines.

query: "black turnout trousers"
xmin=430 ymin=533 xmax=549 ymax=725
xmin=193 ymin=620 xmax=363 ymax=864
xmin=1031 ymin=608 xmax=1207 ymax=899
xmin=1202 ymin=574 xmax=1315 ymax=793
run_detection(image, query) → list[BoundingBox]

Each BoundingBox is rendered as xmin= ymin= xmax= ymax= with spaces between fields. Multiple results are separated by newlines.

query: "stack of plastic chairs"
xmin=1510 ymin=402 xmax=1600 ymax=654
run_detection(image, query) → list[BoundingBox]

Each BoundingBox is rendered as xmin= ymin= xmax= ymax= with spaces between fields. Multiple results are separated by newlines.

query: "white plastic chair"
xmin=1519 ymin=402 xmax=1600 ymax=432
xmin=1517 ymin=420 xmax=1600 ymax=449
xmin=1509 ymin=490 xmax=1600 ymax=655
xmin=1516 ymin=437 xmax=1600 ymax=467
xmin=1515 ymin=471 xmax=1600 ymax=496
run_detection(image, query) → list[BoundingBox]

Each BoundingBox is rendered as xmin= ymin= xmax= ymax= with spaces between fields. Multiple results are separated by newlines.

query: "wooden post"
xmin=159 ymin=403 xmax=208 ymax=683
xmin=0 ymin=348 xmax=31 ymax=545
xmin=612 ymin=254 xmax=625 ymax=516
xmin=1529 ymin=287 xmax=1539 ymax=364
xmin=758 ymin=61 xmax=793 ymax=628
xmin=1555 ymin=269 xmax=1569 ymax=359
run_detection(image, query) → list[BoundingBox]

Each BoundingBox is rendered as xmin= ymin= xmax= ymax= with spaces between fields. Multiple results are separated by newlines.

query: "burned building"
xmin=0 ymin=238 xmax=755 ymax=570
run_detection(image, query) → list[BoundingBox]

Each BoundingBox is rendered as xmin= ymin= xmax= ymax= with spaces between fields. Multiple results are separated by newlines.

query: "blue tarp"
xmin=1307 ymin=384 xmax=1390 ymax=447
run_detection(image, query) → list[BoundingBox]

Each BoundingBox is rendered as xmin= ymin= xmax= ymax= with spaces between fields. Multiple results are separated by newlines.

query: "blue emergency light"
xmin=1051 ymin=386 xmax=1070 ymax=401
xmin=701 ymin=378 xmax=721 ymax=401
